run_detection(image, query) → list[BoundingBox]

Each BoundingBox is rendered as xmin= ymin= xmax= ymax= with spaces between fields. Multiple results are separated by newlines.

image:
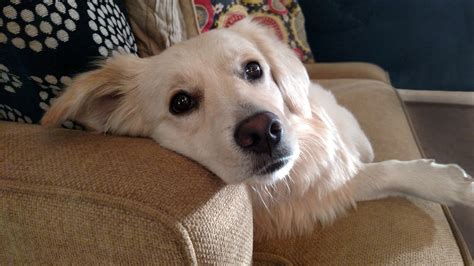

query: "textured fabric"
xmin=305 ymin=62 xmax=391 ymax=85
xmin=179 ymin=0 xmax=201 ymax=38
xmin=252 ymin=79 xmax=466 ymax=265
xmin=0 ymin=191 xmax=189 ymax=264
xmin=0 ymin=0 xmax=137 ymax=125
xmin=253 ymin=252 xmax=293 ymax=265
xmin=0 ymin=122 xmax=253 ymax=264
xmin=193 ymin=0 xmax=314 ymax=62
xmin=123 ymin=0 xmax=196 ymax=57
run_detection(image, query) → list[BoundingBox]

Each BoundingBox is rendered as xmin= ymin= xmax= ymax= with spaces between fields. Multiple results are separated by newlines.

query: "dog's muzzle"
xmin=234 ymin=111 xmax=292 ymax=175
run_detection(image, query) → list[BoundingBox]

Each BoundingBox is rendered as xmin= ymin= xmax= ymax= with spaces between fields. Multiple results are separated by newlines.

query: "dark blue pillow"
xmin=0 ymin=0 xmax=137 ymax=128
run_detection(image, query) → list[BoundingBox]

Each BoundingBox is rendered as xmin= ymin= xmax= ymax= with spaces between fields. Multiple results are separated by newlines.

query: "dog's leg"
xmin=350 ymin=159 xmax=473 ymax=206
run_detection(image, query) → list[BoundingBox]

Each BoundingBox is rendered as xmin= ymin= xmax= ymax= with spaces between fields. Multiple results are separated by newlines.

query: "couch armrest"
xmin=305 ymin=62 xmax=391 ymax=84
xmin=0 ymin=122 xmax=253 ymax=264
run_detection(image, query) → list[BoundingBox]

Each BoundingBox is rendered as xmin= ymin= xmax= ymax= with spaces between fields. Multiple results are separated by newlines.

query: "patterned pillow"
xmin=193 ymin=0 xmax=314 ymax=62
xmin=0 ymin=0 xmax=137 ymax=127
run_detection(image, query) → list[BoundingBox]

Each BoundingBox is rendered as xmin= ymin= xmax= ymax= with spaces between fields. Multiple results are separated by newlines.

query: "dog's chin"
xmin=245 ymin=156 xmax=296 ymax=185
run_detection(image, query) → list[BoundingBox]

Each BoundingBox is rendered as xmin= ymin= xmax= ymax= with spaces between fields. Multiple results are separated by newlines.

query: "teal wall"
xmin=300 ymin=0 xmax=474 ymax=91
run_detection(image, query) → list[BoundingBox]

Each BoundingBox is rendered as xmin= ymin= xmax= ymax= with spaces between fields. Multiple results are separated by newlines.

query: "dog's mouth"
xmin=255 ymin=157 xmax=291 ymax=176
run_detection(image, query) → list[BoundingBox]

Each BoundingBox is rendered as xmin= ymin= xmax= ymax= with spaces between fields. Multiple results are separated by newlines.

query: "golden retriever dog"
xmin=42 ymin=19 xmax=473 ymax=239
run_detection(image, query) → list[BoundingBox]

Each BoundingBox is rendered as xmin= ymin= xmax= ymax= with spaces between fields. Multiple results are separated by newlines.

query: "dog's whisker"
xmin=299 ymin=144 xmax=318 ymax=164
xmin=254 ymin=188 xmax=272 ymax=214
xmin=282 ymin=176 xmax=292 ymax=195
xmin=263 ymin=185 xmax=275 ymax=202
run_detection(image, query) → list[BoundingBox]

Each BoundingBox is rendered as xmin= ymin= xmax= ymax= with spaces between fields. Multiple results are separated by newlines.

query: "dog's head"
xmin=42 ymin=19 xmax=313 ymax=185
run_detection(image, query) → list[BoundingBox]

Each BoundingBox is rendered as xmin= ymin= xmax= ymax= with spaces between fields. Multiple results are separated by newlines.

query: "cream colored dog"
xmin=42 ymin=19 xmax=473 ymax=239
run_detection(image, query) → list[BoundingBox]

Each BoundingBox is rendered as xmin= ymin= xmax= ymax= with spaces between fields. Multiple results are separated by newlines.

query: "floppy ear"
xmin=41 ymin=54 xmax=151 ymax=136
xmin=229 ymin=18 xmax=312 ymax=118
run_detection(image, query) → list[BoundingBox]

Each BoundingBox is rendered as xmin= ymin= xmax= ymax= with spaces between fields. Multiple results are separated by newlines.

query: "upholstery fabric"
xmin=252 ymin=79 xmax=467 ymax=264
xmin=0 ymin=0 xmax=137 ymax=126
xmin=123 ymin=0 xmax=199 ymax=57
xmin=0 ymin=123 xmax=253 ymax=264
xmin=305 ymin=62 xmax=391 ymax=85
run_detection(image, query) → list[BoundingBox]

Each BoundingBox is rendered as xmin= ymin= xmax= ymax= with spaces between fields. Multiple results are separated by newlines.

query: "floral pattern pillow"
xmin=193 ymin=0 xmax=314 ymax=62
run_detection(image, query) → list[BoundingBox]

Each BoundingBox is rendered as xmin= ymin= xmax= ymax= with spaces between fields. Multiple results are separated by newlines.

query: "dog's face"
xmin=42 ymin=19 xmax=312 ymax=185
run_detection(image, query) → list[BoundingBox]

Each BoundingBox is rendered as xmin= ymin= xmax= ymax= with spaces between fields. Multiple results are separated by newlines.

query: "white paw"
xmin=417 ymin=160 xmax=473 ymax=207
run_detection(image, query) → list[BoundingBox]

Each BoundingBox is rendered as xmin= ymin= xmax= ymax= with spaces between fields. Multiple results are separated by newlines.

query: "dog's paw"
xmin=420 ymin=160 xmax=474 ymax=207
xmin=395 ymin=159 xmax=473 ymax=206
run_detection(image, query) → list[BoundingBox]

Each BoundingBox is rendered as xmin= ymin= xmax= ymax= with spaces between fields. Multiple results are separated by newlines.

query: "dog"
xmin=41 ymin=19 xmax=473 ymax=240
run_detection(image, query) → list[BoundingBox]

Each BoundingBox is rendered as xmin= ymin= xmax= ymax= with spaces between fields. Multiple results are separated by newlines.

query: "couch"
xmin=1 ymin=62 xmax=471 ymax=264
xmin=1 ymin=1 xmax=472 ymax=264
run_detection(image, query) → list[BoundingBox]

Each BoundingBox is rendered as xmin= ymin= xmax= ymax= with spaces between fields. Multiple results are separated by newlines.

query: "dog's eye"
xmin=244 ymin=62 xmax=262 ymax=81
xmin=170 ymin=92 xmax=196 ymax=115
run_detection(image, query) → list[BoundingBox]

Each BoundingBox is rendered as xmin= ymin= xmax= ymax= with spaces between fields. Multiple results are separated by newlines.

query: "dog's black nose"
xmin=234 ymin=111 xmax=283 ymax=154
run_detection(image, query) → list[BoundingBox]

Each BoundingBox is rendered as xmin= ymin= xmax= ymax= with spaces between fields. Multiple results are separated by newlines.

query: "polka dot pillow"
xmin=193 ymin=0 xmax=314 ymax=62
xmin=0 ymin=0 xmax=137 ymax=127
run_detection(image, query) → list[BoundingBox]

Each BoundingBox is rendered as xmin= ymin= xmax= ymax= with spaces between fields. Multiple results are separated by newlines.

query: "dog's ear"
xmin=41 ymin=54 xmax=150 ymax=135
xmin=229 ymin=18 xmax=312 ymax=118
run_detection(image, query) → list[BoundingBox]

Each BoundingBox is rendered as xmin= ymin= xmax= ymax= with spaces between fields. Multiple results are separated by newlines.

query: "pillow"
xmin=193 ymin=0 xmax=314 ymax=62
xmin=0 ymin=0 xmax=137 ymax=127
xmin=123 ymin=0 xmax=194 ymax=57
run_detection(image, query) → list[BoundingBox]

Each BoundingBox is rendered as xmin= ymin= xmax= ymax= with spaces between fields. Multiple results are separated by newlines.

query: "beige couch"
xmin=1 ymin=63 xmax=471 ymax=264
xmin=1 ymin=1 xmax=472 ymax=264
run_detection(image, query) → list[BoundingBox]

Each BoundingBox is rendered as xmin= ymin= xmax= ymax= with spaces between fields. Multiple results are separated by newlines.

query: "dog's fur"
xmin=42 ymin=19 xmax=473 ymax=239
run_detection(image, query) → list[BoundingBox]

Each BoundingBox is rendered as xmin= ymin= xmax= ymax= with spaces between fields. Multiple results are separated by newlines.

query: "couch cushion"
xmin=0 ymin=122 xmax=253 ymax=264
xmin=253 ymin=79 xmax=466 ymax=264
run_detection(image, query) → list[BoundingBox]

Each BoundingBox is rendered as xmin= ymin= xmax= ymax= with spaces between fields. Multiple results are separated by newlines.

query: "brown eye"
xmin=170 ymin=92 xmax=196 ymax=115
xmin=244 ymin=61 xmax=262 ymax=81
